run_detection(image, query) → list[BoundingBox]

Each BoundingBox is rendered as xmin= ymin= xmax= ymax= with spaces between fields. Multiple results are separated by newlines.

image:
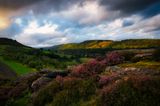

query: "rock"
xmin=31 ymin=77 xmax=52 ymax=92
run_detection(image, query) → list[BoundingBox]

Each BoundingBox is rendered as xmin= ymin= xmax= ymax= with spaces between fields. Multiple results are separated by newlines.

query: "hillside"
xmin=49 ymin=39 xmax=160 ymax=50
xmin=0 ymin=38 xmax=85 ymax=76
xmin=0 ymin=38 xmax=36 ymax=77
xmin=0 ymin=38 xmax=25 ymax=47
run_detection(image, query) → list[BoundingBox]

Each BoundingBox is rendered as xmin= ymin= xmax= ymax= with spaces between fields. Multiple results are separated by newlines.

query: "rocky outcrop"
xmin=31 ymin=71 xmax=69 ymax=92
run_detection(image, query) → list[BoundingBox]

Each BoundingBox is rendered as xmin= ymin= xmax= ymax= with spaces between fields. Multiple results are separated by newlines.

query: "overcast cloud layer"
xmin=0 ymin=0 xmax=160 ymax=47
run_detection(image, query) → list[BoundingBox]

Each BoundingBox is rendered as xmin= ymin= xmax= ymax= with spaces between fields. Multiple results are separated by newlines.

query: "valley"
xmin=0 ymin=38 xmax=160 ymax=106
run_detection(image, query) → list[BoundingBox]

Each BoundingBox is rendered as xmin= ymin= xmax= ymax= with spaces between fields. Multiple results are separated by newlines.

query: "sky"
xmin=0 ymin=0 xmax=160 ymax=47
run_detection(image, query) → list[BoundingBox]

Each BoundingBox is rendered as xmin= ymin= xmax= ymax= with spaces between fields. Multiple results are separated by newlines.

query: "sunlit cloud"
xmin=0 ymin=10 xmax=11 ymax=29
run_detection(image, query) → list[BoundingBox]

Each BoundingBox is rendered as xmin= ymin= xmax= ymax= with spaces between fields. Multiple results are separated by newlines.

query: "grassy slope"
xmin=0 ymin=57 xmax=35 ymax=75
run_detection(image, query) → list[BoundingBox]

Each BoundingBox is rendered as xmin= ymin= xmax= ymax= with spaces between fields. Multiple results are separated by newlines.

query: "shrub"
xmin=105 ymin=51 xmax=124 ymax=65
xmin=32 ymin=81 xmax=61 ymax=106
xmin=70 ymin=64 xmax=91 ymax=77
xmin=33 ymin=77 xmax=94 ymax=106
xmin=87 ymin=59 xmax=106 ymax=73
xmin=98 ymin=75 xmax=112 ymax=87
xmin=71 ymin=59 xmax=106 ymax=78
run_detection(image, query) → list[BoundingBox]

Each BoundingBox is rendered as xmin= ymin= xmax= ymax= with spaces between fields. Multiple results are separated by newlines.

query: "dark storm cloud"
xmin=0 ymin=0 xmax=83 ymax=11
xmin=0 ymin=0 xmax=42 ymax=9
xmin=0 ymin=0 xmax=159 ymax=16
xmin=100 ymin=0 xmax=160 ymax=16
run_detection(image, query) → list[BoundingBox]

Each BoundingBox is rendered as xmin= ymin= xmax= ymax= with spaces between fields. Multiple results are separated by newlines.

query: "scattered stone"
xmin=105 ymin=66 xmax=121 ymax=73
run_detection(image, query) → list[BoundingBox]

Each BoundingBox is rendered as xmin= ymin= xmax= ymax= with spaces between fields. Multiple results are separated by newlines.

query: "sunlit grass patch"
xmin=0 ymin=57 xmax=36 ymax=75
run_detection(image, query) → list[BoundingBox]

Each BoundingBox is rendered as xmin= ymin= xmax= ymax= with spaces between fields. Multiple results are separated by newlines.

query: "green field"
xmin=0 ymin=57 xmax=36 ymax=75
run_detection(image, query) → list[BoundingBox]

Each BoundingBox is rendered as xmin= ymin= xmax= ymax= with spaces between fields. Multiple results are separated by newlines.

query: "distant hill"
xmin=48 ymin=39 xmax=160 ymax=50
xmin=0 ymin=38 xmax=24 ymax=47
xmin=49 ymin=40 xmax=113 ymax=50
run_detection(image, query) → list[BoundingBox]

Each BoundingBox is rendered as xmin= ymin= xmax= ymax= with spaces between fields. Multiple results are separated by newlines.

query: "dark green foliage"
xmin=153 ymin=49 xmax=160 ymax=61
xmin=120 ymin=51 xmax=135 ymax=61
xmin=6 ymin=90 xmax=31 ymax=106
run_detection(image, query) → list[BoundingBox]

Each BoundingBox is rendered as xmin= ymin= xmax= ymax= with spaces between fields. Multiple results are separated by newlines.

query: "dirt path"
xmin=0 ymin=61 xmax=17 ymax=79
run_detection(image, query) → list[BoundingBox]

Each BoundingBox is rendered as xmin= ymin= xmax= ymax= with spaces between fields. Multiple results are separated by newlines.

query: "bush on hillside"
xmin=49 ymin=78 xmax=96 ymax=106
xmin=71 ymin=59 xmax=106 ymax=78
xmin=105 ymin=51 xmax=124 ymax=65
xmin=32 ymin=81 xmax=61 ymax=106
